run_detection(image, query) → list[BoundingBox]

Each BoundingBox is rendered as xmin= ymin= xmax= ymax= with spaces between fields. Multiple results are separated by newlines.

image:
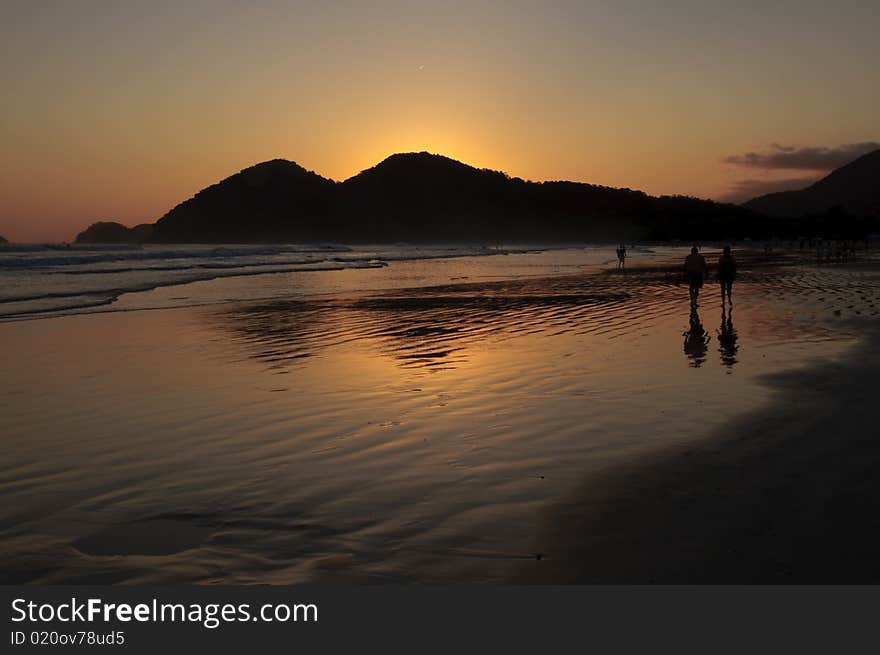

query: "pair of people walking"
xmin=683 ymin=245 xmax=737 ymax=307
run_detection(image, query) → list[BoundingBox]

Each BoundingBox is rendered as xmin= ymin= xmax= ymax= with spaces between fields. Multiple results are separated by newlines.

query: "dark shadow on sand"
xmin=517 ymin=326 xmax=880 ymax=583
xmin=72 ymin=519 xmax=212 ymax=557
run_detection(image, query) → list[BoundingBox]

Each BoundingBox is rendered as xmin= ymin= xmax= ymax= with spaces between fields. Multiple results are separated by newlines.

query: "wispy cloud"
xmin=723 ymin=142 xmax=880 ymax=171
xmin=719 ymin=176 xmax=820 ymax=204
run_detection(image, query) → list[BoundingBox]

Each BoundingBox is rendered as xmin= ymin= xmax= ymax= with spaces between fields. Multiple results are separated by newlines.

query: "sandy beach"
xmin=517 ymin=321 xmax=880 ymax=583
xmin=2 ymin=245 xmax=878 ymax=584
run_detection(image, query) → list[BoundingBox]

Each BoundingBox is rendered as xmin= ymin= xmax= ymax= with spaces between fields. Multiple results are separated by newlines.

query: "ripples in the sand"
xmin=2 ymin=254 xmax=879 ymax=584
xmin=215 ymin=260 xmax=874 ymax=374
xmin=217 ymin=283 xmax=633 ymax=372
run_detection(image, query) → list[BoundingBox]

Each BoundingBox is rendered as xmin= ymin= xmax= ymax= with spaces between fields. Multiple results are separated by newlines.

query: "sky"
xmin=1 ymin=0 xmax=878 ymax=242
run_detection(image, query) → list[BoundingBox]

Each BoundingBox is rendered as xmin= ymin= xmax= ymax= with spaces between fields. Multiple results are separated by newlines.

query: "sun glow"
xmin=2 ymin=2 xmax=878 ymax=242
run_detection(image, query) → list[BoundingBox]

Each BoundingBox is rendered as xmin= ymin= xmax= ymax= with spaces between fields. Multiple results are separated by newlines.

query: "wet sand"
xmin=517 ymin=253 xmax=880 ymax=583
xmin=518 ymin=323 xmax=880 ymax=583
xmin=2 ymin=247 xmax=878 ymax=584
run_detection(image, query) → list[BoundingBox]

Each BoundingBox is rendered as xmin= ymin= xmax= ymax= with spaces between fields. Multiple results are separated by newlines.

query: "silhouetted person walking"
xmin=684 ymin=246 xmax=708 ymax=307
xmin=717 ymin=244 xmax=737 ymax=306
xmin=616 ymin=244 xmax=627 ymax=269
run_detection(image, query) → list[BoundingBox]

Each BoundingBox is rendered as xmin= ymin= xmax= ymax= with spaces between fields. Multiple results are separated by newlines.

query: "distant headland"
xmin=75 ymin=221 xmax=154 ymax=244
xmin=74 ymin=150 xmax=880 ymax=244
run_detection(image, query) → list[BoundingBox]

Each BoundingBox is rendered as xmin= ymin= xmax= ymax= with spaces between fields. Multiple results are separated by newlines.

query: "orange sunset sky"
xmin=1 ymin=0 xmax=878 ymax=242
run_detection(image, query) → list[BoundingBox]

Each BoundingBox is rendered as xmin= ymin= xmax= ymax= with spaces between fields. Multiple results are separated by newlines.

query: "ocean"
xmin=0 ymin=242 xmax=623 ymax=319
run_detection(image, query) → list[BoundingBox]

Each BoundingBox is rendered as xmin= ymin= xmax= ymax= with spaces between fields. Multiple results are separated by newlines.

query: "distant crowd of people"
xmin=814 ymin=239 xmax=862 ymax=264
xmin=759 ymin=236 xmax=870 ymax=263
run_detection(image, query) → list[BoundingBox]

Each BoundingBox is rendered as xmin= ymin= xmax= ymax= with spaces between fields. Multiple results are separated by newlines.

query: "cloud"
xmin=719 ymin=176 xmax=821 ymax=204
xmin=723 ymin=142 xmax=880 ymax=171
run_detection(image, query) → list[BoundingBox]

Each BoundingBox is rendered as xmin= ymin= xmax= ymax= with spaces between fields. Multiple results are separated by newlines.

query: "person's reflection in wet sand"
xmin=683 ymin=305 xmax=710 ymax=367
xmin=718 ymin=304 xmax=739 ymax=368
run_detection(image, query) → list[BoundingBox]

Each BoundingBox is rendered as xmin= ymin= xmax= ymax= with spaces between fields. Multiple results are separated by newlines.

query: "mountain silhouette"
xmin=744 ymin=149 xmax=880 ymax=218
xmin=76 ymin=221 xmax=154 ymax=243
xmin=0 ymin=235 xmax=7 ymax=244
xmin=147 ymin=152 xmax=763 ymax=243
xmin=152 ymin=159 xmax=335 ymax=242
xmin=336 ymin=152 xmax=518 ymax=241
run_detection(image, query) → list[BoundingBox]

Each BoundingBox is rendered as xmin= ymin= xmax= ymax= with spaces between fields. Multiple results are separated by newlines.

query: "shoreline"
xmin=517 ymin=318 xmax=880 ymax=583
xmin=3 ymin=250 xmax=878 ymax=584
xmin=0 ymin=243 xmax=615 ymax=323
xmin=3 ymin=241 xmax=820 ymax=324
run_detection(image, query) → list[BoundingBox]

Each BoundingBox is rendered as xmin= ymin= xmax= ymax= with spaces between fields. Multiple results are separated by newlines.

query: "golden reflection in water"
xmin=0 ymin=261 xmax=870 ymax=584
xmin=215 ymin=276 xmax=633 ymax=374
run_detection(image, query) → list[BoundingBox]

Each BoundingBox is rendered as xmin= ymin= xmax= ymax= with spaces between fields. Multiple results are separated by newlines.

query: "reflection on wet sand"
xmin=216 ymin=276 xmax=639 ymax=372
xmin=683 ymin=306 xmax=710 ymax=367
xmin=216 ymin=258 xmax=865 ymax=378
xmin=2 ymin=252 xmax=876 ymax=584
xmin=718 ymin=306 xmax=739 ymax=367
